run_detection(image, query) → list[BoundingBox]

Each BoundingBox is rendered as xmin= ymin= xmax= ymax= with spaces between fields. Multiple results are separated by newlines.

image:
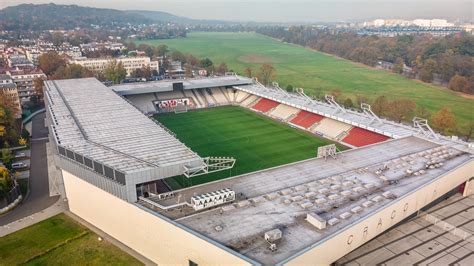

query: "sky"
xmin=1 ymin=0 xmax=472 ymax=22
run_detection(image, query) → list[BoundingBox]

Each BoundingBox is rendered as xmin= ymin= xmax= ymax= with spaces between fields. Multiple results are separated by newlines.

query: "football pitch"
xmin=156 ymin=106 xmax=346 ymax=189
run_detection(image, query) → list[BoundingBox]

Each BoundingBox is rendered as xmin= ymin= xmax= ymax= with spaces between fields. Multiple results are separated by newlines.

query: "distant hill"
xmin=0 ymin=4 xmax=153 ymax=31
xmin=126 ymin=10 xmax=232 ymax=25
xmin=0 ymin=4 xmax=235 ymax=31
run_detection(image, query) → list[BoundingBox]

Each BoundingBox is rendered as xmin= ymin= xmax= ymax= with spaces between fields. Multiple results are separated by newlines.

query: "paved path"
xmin=0 ymin=113 xmax=60 ymax=226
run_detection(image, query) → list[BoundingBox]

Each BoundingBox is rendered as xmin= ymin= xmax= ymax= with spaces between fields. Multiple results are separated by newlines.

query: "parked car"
xmin=14 ymin=152 xmax=26 ymax=158
xmin=12 ymin=162 xmax=28 ymax=169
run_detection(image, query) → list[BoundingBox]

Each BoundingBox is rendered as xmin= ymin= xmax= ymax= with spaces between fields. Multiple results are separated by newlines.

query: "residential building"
xmin=70 ymin=56 xmax=159 ymax=76
xmin=6 ymin=68 xmax=46 ymax=105
xmin=0 ymin=74 xmax=22 ymax=118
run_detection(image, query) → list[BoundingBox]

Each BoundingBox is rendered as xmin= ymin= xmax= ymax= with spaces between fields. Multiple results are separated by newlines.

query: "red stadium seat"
xmin=290 ymin=111 xmax=324 ymax=128
xmin=342 ymin=127 xmax=389 ymax=147
xmin=252 ymin=98 xmax=280 ymax=113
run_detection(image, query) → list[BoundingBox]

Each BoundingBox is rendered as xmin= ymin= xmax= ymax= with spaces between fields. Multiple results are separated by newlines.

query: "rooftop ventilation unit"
xmin=190 ymin=188 xmax=235 ymax=211
xmin=306 ymin=213 xmax=327 ymax=230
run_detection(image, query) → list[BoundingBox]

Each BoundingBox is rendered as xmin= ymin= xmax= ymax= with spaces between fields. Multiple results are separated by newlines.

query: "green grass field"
xmin=0 ymin=214 xmax=142 ymax=266
xmin=138 ymin=32 xmax=473 ymax=133
xmin=156 ymin=106 xmax=344 ymax=189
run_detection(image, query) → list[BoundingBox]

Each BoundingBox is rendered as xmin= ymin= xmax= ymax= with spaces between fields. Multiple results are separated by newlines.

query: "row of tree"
xmin=257 ymin=26 xmax=474 ymax=94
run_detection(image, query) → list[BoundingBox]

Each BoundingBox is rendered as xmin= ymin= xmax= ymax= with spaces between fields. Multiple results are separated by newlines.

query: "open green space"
xmin=138 ymin=32 xmax=474 ymax=133
xmin=156 ymin=106 xmax=344 ymax=189
xmin=0 ymin=213 xmax=142 ymax=266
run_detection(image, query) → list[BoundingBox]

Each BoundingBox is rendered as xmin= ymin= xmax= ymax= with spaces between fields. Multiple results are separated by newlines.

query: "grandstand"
xmin=45 ymin=76 xmax=473 ymax=265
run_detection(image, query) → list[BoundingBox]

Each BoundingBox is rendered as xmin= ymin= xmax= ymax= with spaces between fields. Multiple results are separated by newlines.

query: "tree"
xmin=52 ymin=64 xmax=94 ymax=80
xmin=257 ymin=64 xmax=276 ymax=86
xmin=286 ymin=85 xmax=293 ymax=92
xmin=385 ymin=98 xmax=416 ymax=123
xmin=392 ymin=57 xmax=404 ymax=74
xmin=0 ymin=166 xmax=13 ymax=199
xmin=52 ymin=32 xmax=64 ymax=46
xmin=465 ymin=120 xmax=474 ymax=141
xmin=170 ymin=51 xmax=186 ymax=63
xmin=372 ymin=95 xmax=388 ymax=116
xmin=431 ymin=107 xmax=456 ymax=135
xmin=1 ymin=142 xmax=12 ymax=164
xmin=104 ymin=60 xmax=127 ymax=84
xmin=343 ymin=98 xmax=354 ymax=108
xmin=184 ymin=64 xmax=193 ymax=78
xmin=419 ymin=59 xmax=437 ymax=83
xmin=244 ymin=67 xmax=252 ymax=78
xmin=448 ymin=75 xmax=469 ymax=92
xmin=185 ymin=54 xmax=200 ymax=67
xmin=33 ymin=77 xmax=45 ymax=100
xmin=38 ymin=51 xmax=66 ymax=76
xmin=216 ymin=63 xmax=228 ymax=75
xmin=415 ymin=106 xmax=431 ymax=119
xmin=155 ymin=44 xmax=169 ymax=57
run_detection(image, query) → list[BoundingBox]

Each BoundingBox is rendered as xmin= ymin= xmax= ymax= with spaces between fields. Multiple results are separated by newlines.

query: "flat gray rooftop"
xmin=45 ymin=78 xmax=201 ymax=175
xmin=139 ymin=136 xmax=472 ymax=264
xmin=111 ymin=75 xmax=253 ymax=95
xmin=337 ymin=193 xmax=474 ymax=265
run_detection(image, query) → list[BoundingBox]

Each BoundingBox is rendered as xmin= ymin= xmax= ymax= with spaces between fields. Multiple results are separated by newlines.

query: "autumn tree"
xmin=385 ymin=98 xmax=416 ymax=123
xmin=343 ymin=98 xmax=354 ymax=108
xmin=170 ymin=51 xmax=186 ymax=63
xmin=155 ymin=44 xmax=169 ymax=57
xmin=392 ymin=57 xmax=404 ymax=74
xmin=0 ymin=166 xmax=13 ymax=199
xmin=372 ymin=95 xmax=388 ymax=116
xmin=52 ymin=64 xmax=94 ymax=80
xmin=216 ymin=63 xmax=228 ymax=75
xmin=448 ymin=75 xmax=469 ymax=92
xmin=132 ymin=66 xmax=152 ymax=80
xmin=257 ymin=64 xmax=276 ymax=86
xmin=185 ymin=54 xmax=200 ymax=67
xmin=184 ymin=64 xmax=193 ymax=79
xmin=244 ymin=67 xmax=252 ymax=78
xmin=104 ymin=60 xmax=127 ymax=84
xmin=419 ymin=59 xmax=437 ymax=83
xmin=465 ymin=120 xmax=474 ymax=141
xmin=38 ymin=51 xmax=66 ymax=76
xmin=431 ymin=107 xmax=456 ymax=135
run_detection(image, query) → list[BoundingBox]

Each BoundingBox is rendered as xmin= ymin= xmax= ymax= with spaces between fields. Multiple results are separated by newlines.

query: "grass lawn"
xmin=156 ymin=106 xmax=345 ymax=189
xmin=0 ymin=213 xmax=142 ymax=266
xmin=138 ymin=32 xmax=474 ymax=134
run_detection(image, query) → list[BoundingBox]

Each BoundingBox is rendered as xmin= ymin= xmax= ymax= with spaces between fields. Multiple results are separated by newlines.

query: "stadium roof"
xmin=111 ymin=75 xmax=253 ymax=95
xmin=45 ymin=78 xmax=202 ymax=175
xmin=142 ymin=136 xmax=473 ymax=264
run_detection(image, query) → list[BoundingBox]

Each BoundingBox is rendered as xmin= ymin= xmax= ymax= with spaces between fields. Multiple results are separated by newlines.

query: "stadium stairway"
xmin=342 ymin=127 xmax=389 ymax=147
xmin=252 ymin=98 xmax=280 ymax=113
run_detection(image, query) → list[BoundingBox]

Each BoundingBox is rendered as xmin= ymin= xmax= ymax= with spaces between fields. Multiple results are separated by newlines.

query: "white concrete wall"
xmin=284 ymin=160 xmax=474 ymax=266
xmin=62 ymin=170 xmax=254 ymax=266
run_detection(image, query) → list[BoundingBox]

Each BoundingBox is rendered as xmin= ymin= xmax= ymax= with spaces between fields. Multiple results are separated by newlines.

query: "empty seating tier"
xmin=342 ymin=127 xmax=389 ymax=147
xmin=290 ymin=110 xmax=325 ymax=128
xmin=312 ymin=118 xmax=353 ymax=139
xmin=251 ymin=98 xmax=280 ymax=113
xmin=269 ymin=104 xmax=300 ymax=120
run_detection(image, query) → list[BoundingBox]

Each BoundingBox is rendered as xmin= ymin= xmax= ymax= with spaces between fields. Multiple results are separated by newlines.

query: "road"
xmin=0 ymin=113 xmax=59 ymax=226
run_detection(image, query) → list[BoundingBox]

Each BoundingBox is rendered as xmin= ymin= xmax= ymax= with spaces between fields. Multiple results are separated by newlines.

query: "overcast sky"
xmin=1 ymin=0 xmax=472 ymax=22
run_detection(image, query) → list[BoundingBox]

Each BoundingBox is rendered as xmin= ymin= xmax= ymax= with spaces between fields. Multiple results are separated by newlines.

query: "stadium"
xmin=44 ymin=75 xmax=474 ymax=265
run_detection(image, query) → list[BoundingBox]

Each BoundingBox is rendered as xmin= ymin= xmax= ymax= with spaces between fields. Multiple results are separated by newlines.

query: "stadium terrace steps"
xmin=342 ymin=127 xmax=389 ymax=147
xmin=312 ymin=118 xmax=353 ymax=139
xmin=269 ymin=104 xmax=300 ymax=120
xmin=211 ymin=88 xmax=230 ymax=105
xmin=125 ymin=94 xmax=156 ymax=113
xmin=192 ymin=89 xmax=206 ymax=107
xmin=184 ymin=90 xmax=202 ymax=108
xmin=252 ymin=98 xmax=280 ymax=113
xmin=241 ymin=94 xmax=260 ymax=107
xmin=198 ymin=90 xmax=211 ymax=106
xmin=235 ymin=90 xmax=250 ymax=103
xmin=290 ymin=110 xmax=325 ymax=128
xmin=156 ymin=90 xmax=185 ymax=100
xmin=220 ymin=87 xmax=231 ymax=103
xmin=227 ymin=88 xmax=236 ymax=102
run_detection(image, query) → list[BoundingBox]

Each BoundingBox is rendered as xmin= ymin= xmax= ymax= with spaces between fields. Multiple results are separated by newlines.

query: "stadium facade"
xmin=44 ymin=76 xmax=474 ymax=265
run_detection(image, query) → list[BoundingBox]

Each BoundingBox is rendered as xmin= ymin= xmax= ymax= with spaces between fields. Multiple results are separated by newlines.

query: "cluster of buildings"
xmin=0 ymin=38 xmax=161 ymax=118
